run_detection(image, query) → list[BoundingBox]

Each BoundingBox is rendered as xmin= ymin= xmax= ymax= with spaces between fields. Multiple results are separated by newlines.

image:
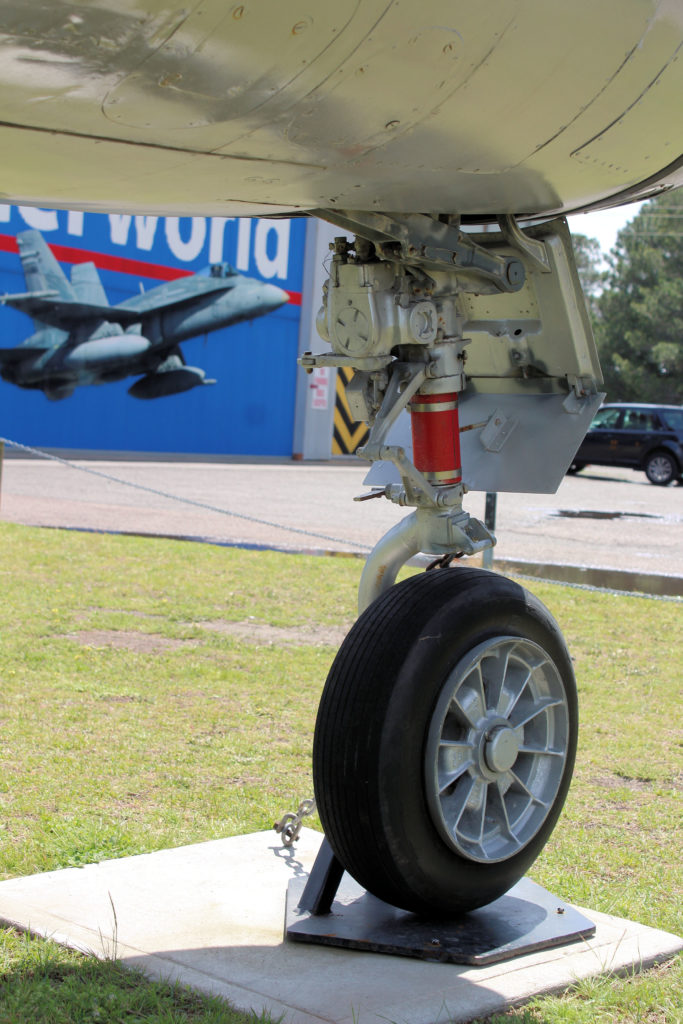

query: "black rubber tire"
xmin=313 ymin=567 xmax=578 ymax=916
xmin=566 ymin=462 xmax=585 ymax=475
xmin=644 ymin=449 xmax=678 ymax=486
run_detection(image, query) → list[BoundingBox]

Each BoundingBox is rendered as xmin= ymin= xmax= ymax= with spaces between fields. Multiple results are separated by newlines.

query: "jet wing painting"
xmin=0 ymin=230 xmax=288 ymax=400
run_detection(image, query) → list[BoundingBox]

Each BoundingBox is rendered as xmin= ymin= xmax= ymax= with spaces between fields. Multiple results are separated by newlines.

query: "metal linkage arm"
xmin=359 ymin=362 xmax=426 ymax=454
xmin=313 ymin=209 xmax=525 ymax=293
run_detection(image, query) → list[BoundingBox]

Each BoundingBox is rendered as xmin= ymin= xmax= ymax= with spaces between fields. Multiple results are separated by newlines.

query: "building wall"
xmin=0 ymin=205 xmax=306 ymax=457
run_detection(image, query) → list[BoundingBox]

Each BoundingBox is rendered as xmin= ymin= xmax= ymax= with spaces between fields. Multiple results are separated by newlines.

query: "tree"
xmin=594 ymin=190 xmax=683 ymax=404
xmin=571 ymin=232 xmax=605 ymax=322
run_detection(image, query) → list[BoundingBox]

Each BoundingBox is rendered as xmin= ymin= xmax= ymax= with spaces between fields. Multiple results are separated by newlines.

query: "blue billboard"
xmin=0 ymin=205 xmax=306 ymax=456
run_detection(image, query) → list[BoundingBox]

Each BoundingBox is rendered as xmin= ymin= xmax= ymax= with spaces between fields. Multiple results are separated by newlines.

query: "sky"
xmin=567 ymin=201 xmax=645 ymax=255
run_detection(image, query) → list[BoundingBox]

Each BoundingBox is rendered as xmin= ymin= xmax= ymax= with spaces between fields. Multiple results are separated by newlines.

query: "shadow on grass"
xmin=0 ymin=927 xmax=273 ymax=1024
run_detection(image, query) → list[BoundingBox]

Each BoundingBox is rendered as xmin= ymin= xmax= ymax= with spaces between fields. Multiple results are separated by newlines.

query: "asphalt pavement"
xmin=0 ymin=454 xmax=681 ymax=590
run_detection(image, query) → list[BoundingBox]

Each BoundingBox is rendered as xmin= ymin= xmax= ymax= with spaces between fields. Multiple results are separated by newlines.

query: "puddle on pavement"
xmin=551 ymin=509 xmax=659 ymax=520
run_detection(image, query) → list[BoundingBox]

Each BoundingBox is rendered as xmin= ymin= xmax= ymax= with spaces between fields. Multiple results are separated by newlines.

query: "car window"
xmin=659 ymin=409 xmax=683 ymax=431
xmin=590 ymin=408 xmax=622 ymax=429
xmin=621 ymin=409 xmax=659 ymax=430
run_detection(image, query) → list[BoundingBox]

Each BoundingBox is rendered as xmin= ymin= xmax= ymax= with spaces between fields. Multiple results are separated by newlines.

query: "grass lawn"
xmin=0 ymin=522 xmax=680 ymax=1023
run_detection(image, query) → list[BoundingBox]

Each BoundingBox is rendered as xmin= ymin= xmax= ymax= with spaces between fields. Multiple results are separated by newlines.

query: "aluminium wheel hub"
xmin=425 ymin=636 xmax=569 ymax=864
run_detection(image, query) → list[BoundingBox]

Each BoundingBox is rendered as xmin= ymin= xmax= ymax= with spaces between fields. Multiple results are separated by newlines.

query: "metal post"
xmin=292 ymin=218 xmax=340 ymax=459
xmin=482 ymin=492 xmax=497 ymax=569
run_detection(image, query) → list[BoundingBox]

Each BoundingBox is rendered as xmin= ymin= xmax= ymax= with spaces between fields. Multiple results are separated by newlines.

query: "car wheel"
xmin=644 ymin=450 xmax=678 ymax=486
xmin=566 ymin=462 xmax=586 ymax=475
xmin=313 ymin=568 xmax=578 ymax=916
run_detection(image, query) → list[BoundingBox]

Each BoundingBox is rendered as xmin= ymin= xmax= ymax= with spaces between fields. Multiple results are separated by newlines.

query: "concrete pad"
xmin=0 ymin=830 xmax=680 ymax=1024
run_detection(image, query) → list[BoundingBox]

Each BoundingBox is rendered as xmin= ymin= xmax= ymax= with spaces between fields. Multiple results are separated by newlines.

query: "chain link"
xmin=273 ymin=798 xmax=317 ymax=846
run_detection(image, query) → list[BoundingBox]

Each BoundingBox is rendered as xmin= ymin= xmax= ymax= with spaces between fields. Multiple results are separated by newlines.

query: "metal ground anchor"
xmin=285 ymin=836 xmax=596 ymax=966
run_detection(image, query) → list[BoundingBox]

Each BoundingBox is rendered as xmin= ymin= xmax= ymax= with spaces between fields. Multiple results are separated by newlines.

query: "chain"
xmin=0 ymin=436 xmax=372 ymax=552
xmin=273 ymin=798 xmax=317 ymax=846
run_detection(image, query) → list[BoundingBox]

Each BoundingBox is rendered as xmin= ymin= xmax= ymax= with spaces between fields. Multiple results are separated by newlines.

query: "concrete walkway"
xmin=1 ymin=455 xmax=682 ymax=584
xmin=0 ymin=830 xmax=680 ymax=1024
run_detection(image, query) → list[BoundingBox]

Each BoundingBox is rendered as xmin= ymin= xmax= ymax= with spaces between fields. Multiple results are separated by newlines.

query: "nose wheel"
xmin=313 ymin=567 xmax=578 ymax=915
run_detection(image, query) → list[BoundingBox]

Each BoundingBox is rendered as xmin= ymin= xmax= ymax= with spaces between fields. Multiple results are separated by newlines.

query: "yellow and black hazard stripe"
xmin=332 ymin=366 xmax=370 ymax=455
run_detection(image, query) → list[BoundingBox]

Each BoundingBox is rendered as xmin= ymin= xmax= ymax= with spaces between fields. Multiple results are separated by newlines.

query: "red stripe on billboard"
xmin=0 ymin=233 xmax=303 ymax=304
xmin=52 ymin=243 xmax=195 ymax=281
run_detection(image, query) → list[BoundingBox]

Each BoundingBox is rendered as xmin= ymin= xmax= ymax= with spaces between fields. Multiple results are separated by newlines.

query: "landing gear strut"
xmin=300 ymin=210 xmax=602 ymax=918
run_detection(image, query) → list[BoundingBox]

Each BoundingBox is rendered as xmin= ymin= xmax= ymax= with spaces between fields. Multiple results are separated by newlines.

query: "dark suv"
xmin=569 ymin=403 xmax=683 ymax=485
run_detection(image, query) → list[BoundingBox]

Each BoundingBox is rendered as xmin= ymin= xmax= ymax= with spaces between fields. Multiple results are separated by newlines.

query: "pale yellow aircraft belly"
xmin=0 ymin=0 xmax=681 ymax=216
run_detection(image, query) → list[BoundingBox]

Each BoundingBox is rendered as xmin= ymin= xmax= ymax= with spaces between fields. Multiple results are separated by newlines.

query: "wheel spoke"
xmin=473 ymin=663 xmax=487 ymax=718
xmin=482 ymin=648 xmax=508 ymax=714
xmin=439 ymin=739 xmax=474 ymax=752
xmin=452 ymin=670 xmax=486 ymax=727
xmin=490 ymin=778 xmax=518 ymax=845
xmin=452 ymin=694 xmax=478 ymax=729
xmin=500 ymin=664 xmax=532 ymax=719
xmin=511 ymin=695 xmax=563 ymax=729
xmin=441 ymin=773 xmax=477 ymax=832
xmin=461 ymin=778 xmax=488 ymax=845
xmin=518 ymin=743 xmax=564 ymax=758
xmin=509 ymin=768 xmax=550 ymax=808
xmin=437 ymin=740 xmax=475 ymax=793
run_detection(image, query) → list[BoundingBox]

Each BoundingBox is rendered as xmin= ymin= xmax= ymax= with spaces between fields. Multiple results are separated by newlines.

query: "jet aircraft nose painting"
xmin=263 ymin=283 xmax=290 ymax=310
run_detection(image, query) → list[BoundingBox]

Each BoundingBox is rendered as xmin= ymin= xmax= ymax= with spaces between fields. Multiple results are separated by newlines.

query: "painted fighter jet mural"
xmin=0 ymin=230 xmax=288 ymax=400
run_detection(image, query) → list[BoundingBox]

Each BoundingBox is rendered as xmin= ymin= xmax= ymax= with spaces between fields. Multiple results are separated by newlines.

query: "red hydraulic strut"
xmin=409 ymin=392 xmax=462 ymax=485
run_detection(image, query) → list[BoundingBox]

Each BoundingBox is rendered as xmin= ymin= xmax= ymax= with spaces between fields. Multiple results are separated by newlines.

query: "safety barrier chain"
xmin=2 ymin=437 xmax=677 ymax=602
xmin=509 ymin=572 xmax=681 ymax=603
xmin=0 ymin=436 xmax=373 ymax=553
xmin=273 ymin=797 xmax=317 ymax=846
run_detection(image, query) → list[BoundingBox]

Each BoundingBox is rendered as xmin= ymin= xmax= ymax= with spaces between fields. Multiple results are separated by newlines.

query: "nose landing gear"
xmin=299 ymin=210 xmax=600 ymax=924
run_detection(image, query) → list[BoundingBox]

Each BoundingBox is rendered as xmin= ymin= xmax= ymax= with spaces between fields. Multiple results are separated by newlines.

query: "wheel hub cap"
xmin=485 ymin=726 xmax=520 ymax=773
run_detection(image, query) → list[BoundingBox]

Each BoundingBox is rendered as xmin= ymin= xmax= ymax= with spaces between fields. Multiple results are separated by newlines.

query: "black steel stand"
xmin=286 ymin=838 xmax=595 ymax=966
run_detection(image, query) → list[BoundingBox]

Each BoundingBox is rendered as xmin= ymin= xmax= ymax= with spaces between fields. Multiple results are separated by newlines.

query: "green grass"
xmin=0 ymin=522 xmax=680 ymax=1023
xmin=0 ymin=923 xmax=272 ymax=1024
